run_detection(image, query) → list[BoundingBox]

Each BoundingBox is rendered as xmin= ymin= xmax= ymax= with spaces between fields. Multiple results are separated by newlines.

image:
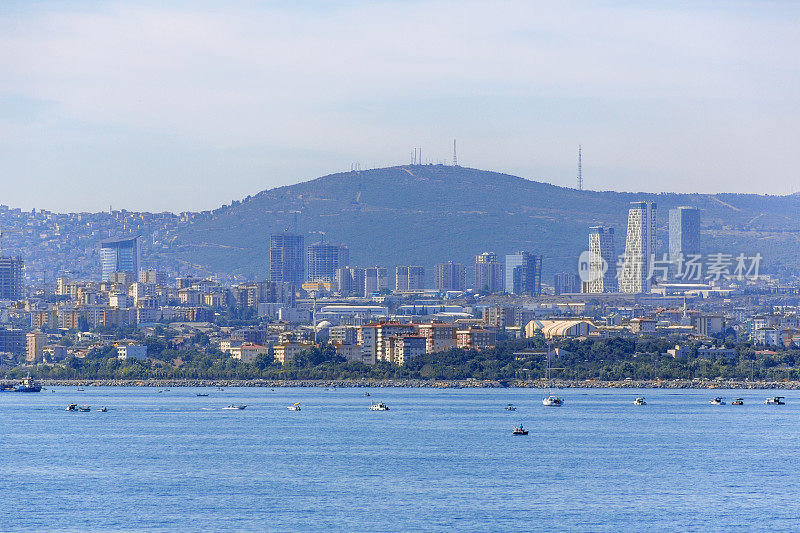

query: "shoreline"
xmin=21 ymin=378 xmax=800 ymax=390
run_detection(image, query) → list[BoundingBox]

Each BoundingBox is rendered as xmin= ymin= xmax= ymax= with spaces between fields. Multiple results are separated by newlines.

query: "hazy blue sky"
xmin=1 ymin=1 xmax=798 ymax=212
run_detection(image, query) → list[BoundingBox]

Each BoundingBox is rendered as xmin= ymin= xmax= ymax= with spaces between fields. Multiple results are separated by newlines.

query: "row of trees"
xmin=6 ymin=335 xmax=800 ymax=382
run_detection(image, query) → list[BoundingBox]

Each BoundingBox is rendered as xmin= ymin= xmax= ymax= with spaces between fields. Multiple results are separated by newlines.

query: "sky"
xmin=1 ymin=0 xmax=799 ymax=212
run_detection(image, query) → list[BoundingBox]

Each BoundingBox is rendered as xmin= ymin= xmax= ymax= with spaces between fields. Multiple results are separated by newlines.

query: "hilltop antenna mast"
xmin=577 ymin=145 xmax=583 ymax=191
xmin=453 ymin=139 xmax=458 ymax=166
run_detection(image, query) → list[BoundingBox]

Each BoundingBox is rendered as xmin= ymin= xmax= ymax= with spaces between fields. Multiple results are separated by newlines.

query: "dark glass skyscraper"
xmin=100 ymin=236 xmax=139 ymax=281
xmin=269 ymin=234 xmax=304 ymax=288
xmin=0 ymin=256 xmax=24 ymax=299
xmin=669 ymin=207 xmax=701 ymax=276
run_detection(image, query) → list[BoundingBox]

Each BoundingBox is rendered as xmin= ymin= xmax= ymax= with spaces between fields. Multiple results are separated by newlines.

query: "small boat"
xmin=731 ymin=398 xmax=744 ymax=405
xmin=765 ymin=396 xmax=785 ymax=405
xmin=222 ymin=404 xmax=247 ymax=410
xmin=369 ymin=401 xmax=389 ymax=411
xmin=505 ymin=404 xmax=517 ymax=411
xmin=77 ymin=388 xmax=85 ymax=392
xmin=66 ymin=403 xmax=77 ymax=411
xmin=97 ymin=406 xmax=108 ymax=412
xmin=77 ymin=405 xmax=91 ymax=412
xmin=633 ymin=397 xmax=646 ymax=406
xmin=11 ymin=376 xmax=42 ymax=393
xmin=364 ymin=392 xmax=371 ymax=397
xmin=287 ymin=402 xmax=301 ymax=411
xmin=512 ymin=424 xmax=529 ymax=435
xmin=710 ymin=397 xmax=725 ymax=405
xmin=196 ymin=393 xmax=209 ymax=397
xmin=216 ymin=387 xmax=224 ymax=391
xmin=542 ymin=395 xmax=563 ymax=407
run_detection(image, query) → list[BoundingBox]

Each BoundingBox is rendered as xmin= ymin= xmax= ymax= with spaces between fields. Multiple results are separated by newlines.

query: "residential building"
xmin=504 ymin=251 xmax=542 ymax=296
xmin=364 ymin=267 xmax=388 ymax=295
xmin=474 ymin=252 xmax=503 ymax=293
xmin=117 ymin=344 xmax=147 ymax=360
xmin=434 ymin=262 xmax=466 ymax=292
xmin=336 ymin=266 xmax=366 ymax=297
xmin=26 ymin=330 xmax=47 ymax=362
xmin=387 ymin=335 xmax=426 ymax=365
xmin=455 ymin=327 xmax=496 ymax=350
xmin=395 ymin=266 xmax=425 ymax=291
xmin=619 ymin=202 xmax=657 ymax=293
xmin=554 ymin=272 xmax=580 ymax=295
xmin=273 ymin=343 xmax=305 ymax=365
xmin=418 ymin=323 xmax=456 ymax=353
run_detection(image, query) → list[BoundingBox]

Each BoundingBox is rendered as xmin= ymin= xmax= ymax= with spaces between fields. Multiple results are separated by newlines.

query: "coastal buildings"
xmin=504 ymin=251 xmax=542 ymax=296
xmin=619 ymin=202 xmax=657 ymax=294
xmin=474 ymin=252 xmax=503 ymax=293
xmin=270 ymin=233 xmax=304 ymax=288
xmin=99 ymin=237 xmax=139 ymax=282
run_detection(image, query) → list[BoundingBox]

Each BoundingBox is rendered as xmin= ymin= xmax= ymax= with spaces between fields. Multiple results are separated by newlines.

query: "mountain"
xmin=168 ymin=165 xmax=800 ymax=282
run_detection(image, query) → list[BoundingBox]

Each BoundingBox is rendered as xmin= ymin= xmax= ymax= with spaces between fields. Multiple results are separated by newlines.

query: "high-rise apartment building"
xmin=554 ymin=272 xmax=580 ymax=295
xmin=619 ymin=202 xmax=657 ymax=293
xmin=504 ymin=251 xmax=542 ymax=296
xmin=306 ymin=243 xmax=349 ymax=282
xmin=335 ymin=266 xmax=366 ymax=297
xmin=474 ymin=252 xmax=503 ymax=293
xmin=584 ymin=226 xmax=617 ymax=293
xmin=395 ymin=266 xmax=425 ymax=291
xmin=0 ymin=256 xmax=24 ymax=300
xmin=364 ymin=267 xmax=388 ymax=295
xmin=669 ymin=206 xmax=701 ymax=276
xmin=270 ymin=234 xmax=304 ymax=288
xmin=434 ymin=262 xmax=466 ymax=292
xmin=100 ymin=237 xmax=139 ymax=282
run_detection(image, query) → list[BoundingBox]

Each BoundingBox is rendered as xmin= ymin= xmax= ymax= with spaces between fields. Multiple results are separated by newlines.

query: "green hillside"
xmin=167 ymin=165 xmax=800 ymax=282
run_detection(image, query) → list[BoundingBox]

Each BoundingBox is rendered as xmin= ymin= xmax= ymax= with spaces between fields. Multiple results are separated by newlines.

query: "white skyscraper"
xmin=619 ymin=202 xmax=657 ymax=293
xmin=585 ymin=227 xmax=617 ymax=293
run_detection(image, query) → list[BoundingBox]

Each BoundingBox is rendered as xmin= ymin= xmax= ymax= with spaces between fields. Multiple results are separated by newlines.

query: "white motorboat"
xmin=709 ymin=397 xmax=725 ymax=405
xmin=287 ymin=402 xmax=301 ymax=411
xmin=542 ymin=341 xmax=563 ymax=407
xmin=765 ymin=396 xmax=785 ymax=405
xmin=505 ymin=404 xmax=517 ymax=411
xmin=542 ymin=395 xmax=563 ymax=407
xmin=369 ymin=401 xmax=389 ymax=411
xmin=97 ymin=406 xmax=108 ymax=412
xmin=223 ymin=404 xmax=247 ymax=410
xmin=633 ymin=397 xmax=646 ymax=406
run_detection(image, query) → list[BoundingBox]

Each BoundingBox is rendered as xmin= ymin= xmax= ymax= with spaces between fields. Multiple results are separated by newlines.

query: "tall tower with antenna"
xmin=452 ymin=139 xmax=458 ymax=166
xmin=577 ymin=145 xmax=583 ymax=191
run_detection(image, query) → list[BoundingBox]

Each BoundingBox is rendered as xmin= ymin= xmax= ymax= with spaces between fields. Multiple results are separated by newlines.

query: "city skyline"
xmin=2 ymin=1 xmax=799 ymax=212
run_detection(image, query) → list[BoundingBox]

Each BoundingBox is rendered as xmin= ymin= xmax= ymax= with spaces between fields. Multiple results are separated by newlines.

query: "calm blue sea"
xmin=2 ymin=386 xmax=800 ymax=532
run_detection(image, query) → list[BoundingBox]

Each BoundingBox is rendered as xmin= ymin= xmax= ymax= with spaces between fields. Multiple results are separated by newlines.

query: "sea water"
xmin=2 ymin=387 xmax=800 ymax=531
